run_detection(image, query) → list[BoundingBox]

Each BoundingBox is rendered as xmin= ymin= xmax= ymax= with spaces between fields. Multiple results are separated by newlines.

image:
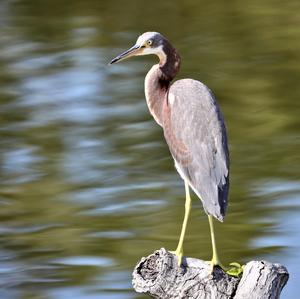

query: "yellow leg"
xmin=170 ymin=180 xmax=192 ymax=266
xmin=208 ymin=215 xmax=223 ymax=272
xmin=208 ymin=215 xmax=244 ymax=276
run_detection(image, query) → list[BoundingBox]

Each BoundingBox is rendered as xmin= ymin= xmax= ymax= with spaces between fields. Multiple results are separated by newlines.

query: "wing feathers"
xmin=163 ymin=79 xmax=229 ymax=221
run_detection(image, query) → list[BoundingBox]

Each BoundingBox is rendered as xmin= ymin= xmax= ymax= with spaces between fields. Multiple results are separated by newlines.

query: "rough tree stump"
xmin=132 ymin=248 xmax=289 ymax=299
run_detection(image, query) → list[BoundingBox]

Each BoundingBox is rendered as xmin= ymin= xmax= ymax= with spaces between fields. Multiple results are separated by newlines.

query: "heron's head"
xmin=110 ymin=32 xmax=167 ymax=65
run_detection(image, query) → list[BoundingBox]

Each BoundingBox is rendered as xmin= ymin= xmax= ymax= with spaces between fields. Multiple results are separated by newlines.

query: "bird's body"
xmin=165 ymin=79 xmax=229 ymax=221
xmin=142 ymin=37 xmax=229 ymax=221
xmin=110 ymin=32 xmax=237 ymax=273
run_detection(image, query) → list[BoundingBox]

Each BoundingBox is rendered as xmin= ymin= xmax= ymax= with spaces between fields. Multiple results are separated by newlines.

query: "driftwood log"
xmin=132 ymin=248 xmax=289 ymax=299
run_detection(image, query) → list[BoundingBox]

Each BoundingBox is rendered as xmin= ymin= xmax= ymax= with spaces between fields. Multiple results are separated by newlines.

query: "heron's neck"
xmin=144 ymin=46 xmax=180 ymax=126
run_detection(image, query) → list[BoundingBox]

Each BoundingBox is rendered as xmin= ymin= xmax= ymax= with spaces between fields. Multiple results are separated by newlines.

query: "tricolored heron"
xmin=110 ymin=32 xmax=238 ymax=274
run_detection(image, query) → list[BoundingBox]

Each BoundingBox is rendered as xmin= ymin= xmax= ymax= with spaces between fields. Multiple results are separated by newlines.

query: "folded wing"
xmin=163 ymin=79 xmax=229 ymax=221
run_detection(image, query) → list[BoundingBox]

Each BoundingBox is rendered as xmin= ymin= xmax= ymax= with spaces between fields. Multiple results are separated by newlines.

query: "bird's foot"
xmin=205 ymin=256 xmax=224 ymax=274
xmin=169 ymin=247 xmax=184 ymax=267
xmin=205 ymin=259 xmax=244 ymax=277
xmin=225 ymin=262 xmax=244 ymax=277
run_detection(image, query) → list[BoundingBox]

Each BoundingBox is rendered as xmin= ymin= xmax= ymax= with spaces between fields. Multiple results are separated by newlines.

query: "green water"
xmin=0 ymin=0 xmax=299 ymax=298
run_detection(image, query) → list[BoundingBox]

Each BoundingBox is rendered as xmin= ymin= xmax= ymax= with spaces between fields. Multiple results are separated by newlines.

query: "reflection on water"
xmin=0 ymin=0 xmax=299 ymax=298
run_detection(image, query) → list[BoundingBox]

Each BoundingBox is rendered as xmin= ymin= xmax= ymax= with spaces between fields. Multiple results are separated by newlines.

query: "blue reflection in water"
xmin=252 ymin=181 xmax=300 ymax=299
xmin=0 ymin=1 xmax=299 ymax=298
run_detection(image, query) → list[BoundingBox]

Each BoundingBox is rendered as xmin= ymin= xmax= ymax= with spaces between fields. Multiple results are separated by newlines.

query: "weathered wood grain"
xmin=132 ymin=248 xmax=289 ymax=299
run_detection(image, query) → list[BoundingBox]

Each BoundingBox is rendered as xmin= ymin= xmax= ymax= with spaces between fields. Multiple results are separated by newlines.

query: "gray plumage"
xmin=164 ymin=79 xmax=229 ymax=221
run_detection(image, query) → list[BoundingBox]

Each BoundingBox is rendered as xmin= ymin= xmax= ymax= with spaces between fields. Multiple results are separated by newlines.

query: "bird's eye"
xmin=147 ymin=40 xmax=153 ymax=46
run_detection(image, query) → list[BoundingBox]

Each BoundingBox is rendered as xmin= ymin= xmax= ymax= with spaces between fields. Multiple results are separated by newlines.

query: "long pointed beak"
xmin=110 ymin=45 xmax=141 ymax=64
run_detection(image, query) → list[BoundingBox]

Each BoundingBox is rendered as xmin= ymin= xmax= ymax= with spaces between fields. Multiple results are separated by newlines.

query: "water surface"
xmin=0 ymin=0 xmax=299 ymax=298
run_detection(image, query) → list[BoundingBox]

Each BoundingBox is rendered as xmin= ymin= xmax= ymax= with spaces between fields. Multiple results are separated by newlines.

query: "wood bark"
xmin=132 ymin=248 xmax=289 ymax=299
